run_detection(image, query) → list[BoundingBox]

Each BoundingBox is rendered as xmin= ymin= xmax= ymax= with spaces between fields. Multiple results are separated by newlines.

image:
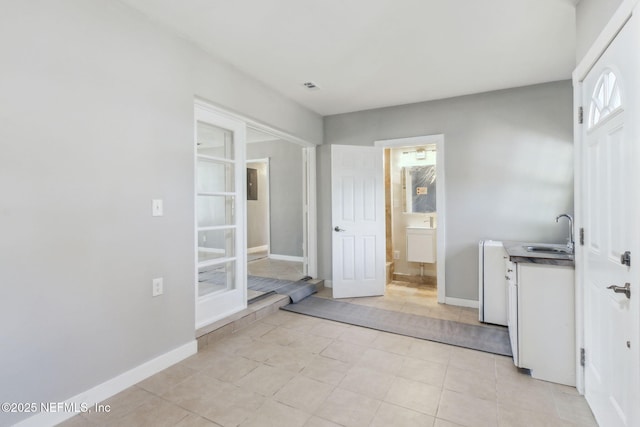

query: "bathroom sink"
xmin=525 ymin=245 xmax=573 ymax=255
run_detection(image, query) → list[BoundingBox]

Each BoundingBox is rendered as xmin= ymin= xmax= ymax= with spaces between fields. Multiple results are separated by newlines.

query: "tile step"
xmin=196 ymin=279 xmax=324 ymax=350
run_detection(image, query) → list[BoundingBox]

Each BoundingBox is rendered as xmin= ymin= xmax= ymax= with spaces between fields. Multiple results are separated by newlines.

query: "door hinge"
xmin=579 ymin=228 xmax=585 ymax=246
xmin=621 ymin=251 xmax=631 ymax=267
xmin=578 ymin=106 xmax=584 ymax=124
xmin=580 ymin=348 xmax=585 ymax=367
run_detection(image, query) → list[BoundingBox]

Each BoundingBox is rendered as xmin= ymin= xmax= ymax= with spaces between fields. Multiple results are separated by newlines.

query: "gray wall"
xmin=576 ymin=0 xmax=623 ymax=63
xmin=247 ymin=140 xmax=304 ymax=257
xmin=321 ymin=81 xmax=574 ymax=301
xmin=247 ymin=162 xmax=269 ymax=249
xmin=0 ymin=1 xmax=321 ymax=425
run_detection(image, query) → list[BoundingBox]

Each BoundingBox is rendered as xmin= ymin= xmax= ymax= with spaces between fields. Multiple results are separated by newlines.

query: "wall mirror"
xmin=402 ymin=165 xmax=436 ymax=213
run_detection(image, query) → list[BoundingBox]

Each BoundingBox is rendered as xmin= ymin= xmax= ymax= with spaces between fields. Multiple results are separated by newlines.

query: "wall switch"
xmin=152 ymin=199 xmax=163 ymax=217
xmin=394 ymin=250 xmax=400 ymax=260
xmin=152 ymin=277 xmax=163 ymax=296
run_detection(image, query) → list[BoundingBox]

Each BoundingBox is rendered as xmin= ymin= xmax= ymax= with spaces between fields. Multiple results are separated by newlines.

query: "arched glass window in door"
xmin=588 ymin=69 xmax=622 ymax=129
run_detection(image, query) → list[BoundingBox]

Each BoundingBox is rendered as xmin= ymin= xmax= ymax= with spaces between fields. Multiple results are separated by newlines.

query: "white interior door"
xmin=195 ymin=104 xmax=247 ymax=328
xmin=331 ymin=145 xmax=385 ymax=298
xmin=581 ymin=13 xmax=639 ymax=427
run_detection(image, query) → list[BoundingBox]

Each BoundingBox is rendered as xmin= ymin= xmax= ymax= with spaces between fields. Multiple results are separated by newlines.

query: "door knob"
xmin=607 ymin=283 xmax=631 ymax=299
xmin=334 ymin=226 xmax=346 ymax=232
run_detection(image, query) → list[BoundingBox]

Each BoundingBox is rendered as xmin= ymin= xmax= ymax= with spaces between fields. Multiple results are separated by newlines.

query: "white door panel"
xmin=195 ymin=105 xmax=247 ymax=328
xmin=581 ymin=12 xmax=639 ymax=427
xmin=331 ymin=145 xmax=385 ymax=298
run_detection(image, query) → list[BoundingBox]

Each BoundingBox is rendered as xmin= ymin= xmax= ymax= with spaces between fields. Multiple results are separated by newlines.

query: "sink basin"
xmin=525 ymin=245 xmax=573 ymax=255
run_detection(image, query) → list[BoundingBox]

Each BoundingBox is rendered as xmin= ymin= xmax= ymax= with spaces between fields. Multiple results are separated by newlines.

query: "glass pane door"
xmin=195 ymin=106 xmax=246 ymax=328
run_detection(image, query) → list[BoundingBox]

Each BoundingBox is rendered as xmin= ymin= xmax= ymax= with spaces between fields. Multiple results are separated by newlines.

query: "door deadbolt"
xmin=607 ymin=283 xmax=631 ymax=299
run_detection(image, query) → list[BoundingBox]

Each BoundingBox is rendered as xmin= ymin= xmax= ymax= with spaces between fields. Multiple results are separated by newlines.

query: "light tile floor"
xmin=60 ymin=308 xmax=597 ymax=426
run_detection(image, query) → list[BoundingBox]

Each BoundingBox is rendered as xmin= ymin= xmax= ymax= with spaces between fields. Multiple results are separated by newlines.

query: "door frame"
xmin=375 ymin=134 xmax=446 ymax=304
xmin=572 ymin=0 xmax=639 ymax=395
xmin=194 ymin=98 xmax=319 ymax=323
xmin=194 ymin=103 xmax=247 ymax=328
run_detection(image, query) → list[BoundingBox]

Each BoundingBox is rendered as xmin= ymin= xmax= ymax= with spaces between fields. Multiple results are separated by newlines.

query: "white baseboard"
xmin=248 ymin=245 xmax=268 ymax=254
xmin=324 ymin=279 xmax=332 ymax=288
xmin=16 ymin=340 xmax=197 ymax=427
xmin=269 ymin=254 xmax=304 ymax=262
xmin=445 ymin=297 xmax=479 ymax=309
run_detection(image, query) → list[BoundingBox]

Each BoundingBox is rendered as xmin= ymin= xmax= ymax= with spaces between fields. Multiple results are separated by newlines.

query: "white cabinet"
xmin=506 ymin=261 xmax=575 ymax=386
xmin=406 ymin=227 xmax=436 ymax=263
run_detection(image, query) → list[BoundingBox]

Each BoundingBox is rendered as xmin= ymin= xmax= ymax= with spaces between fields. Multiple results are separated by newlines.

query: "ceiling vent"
xmin=303 ymin=81 xmax=320 ymax=91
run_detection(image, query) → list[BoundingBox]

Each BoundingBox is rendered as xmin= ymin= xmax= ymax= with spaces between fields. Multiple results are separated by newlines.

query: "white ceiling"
xmin=121 ymin=0 xmax=577 ymax=116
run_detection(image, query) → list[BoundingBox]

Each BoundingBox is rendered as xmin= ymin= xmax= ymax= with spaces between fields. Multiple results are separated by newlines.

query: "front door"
xmin=331 ymin=145 xmax=385 ymax=298
xmin=195 ymin=105 xmax=247 ymax=328
xmin=581 ymin=12 xmax=639 ymax=427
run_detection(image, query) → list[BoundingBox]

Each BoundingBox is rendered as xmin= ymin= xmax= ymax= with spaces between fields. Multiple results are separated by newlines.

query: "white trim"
xmin=445 ymin=297 xmax=479 ymax=309
xmin=194 ymin=98 xmax=318 ymax=148
xmin=197 ymin=153 xmax=235 ymax=164
xmin=15 ymin=341 xmax=197 ymax=427
xmin=198 ymin=247 xmax=225 ymax=254
xmin=324 ymin=279 xmax=333 ymax=288
xmin=248 ymin=245 xmax=268 ymax=254
xmin=573 ymin=0 xmax=638 ymax=82
xmin=374 ymin=134 xmax=446 ymax=304
xmin=304 ymin=147 xmax=318 ymax=278
xmin=269 ymin=254 xmax=304 ymax=262
xmin=573 ymin=76 xmax=586 ymax=395
xmin=194 ymin=103 xmax=247 ymax=329
xmin=196 ymin=98 xmax=318 ymax=282
xmin=194 ymin=98 xmax=318 ymax=317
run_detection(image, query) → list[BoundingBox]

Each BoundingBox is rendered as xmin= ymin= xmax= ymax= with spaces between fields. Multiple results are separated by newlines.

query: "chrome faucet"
xmin=556 ymin=214 xmax=574 ymax=251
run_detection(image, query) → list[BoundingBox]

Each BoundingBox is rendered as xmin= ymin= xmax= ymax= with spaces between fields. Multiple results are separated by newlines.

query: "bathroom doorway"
xmin=375 ymin=135 xmax=446 ymax=305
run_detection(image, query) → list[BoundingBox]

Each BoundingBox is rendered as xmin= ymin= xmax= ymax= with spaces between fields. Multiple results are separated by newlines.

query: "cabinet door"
xmin=406 ymin=229 xmax=436 ymax=263
xmin=518 ymin=263 xmax=575 ymax=385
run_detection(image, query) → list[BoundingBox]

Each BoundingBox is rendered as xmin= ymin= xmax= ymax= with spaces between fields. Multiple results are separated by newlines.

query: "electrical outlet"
xmin=152 ymin=277 xmax=163 ymax=296
xmin=394 ymin=250 xmax=400 ymax=260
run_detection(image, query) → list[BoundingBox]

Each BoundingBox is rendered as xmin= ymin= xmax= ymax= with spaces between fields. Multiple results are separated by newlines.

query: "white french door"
xmin=331 ymin=145 xmax=385 ymax=298
xmin=581 ymin=12 xmax=639 ymax=427
xmin=195 ymin=104 xmax=247 ymax=328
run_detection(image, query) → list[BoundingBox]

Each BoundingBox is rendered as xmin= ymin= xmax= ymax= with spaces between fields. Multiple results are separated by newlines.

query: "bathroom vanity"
xmin=406 ymin=226 xmax=436 ymax=263
xmin=503 ymin=241 xmax=575 ymax=386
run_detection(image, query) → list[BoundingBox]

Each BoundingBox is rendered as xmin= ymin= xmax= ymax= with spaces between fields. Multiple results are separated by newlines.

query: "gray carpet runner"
xmin=281 ymin=296 xmax=512 ymax=356
xmin=247 ymin=276 xmax=317 ymax=303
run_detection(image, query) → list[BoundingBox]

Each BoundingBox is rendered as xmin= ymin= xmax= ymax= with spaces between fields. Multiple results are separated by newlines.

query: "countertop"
xmin=503 ymin=241 xmax=574 ymax=267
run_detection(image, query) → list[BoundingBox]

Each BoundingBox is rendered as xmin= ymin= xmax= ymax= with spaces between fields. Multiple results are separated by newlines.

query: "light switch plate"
xmin=152 ymin=199 xmax=163 ymax=217
xmin=152 ymin=277 xmax=163 ymax=296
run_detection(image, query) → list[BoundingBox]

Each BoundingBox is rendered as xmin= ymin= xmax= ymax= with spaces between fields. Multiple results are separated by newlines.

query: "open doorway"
xmin=245 ymin=127 xmax=313 ymax=302
xmin=375 ymin=135 xmax=446 ymax=304
xmin=384 ymin=144 xmax=438 ymax=299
